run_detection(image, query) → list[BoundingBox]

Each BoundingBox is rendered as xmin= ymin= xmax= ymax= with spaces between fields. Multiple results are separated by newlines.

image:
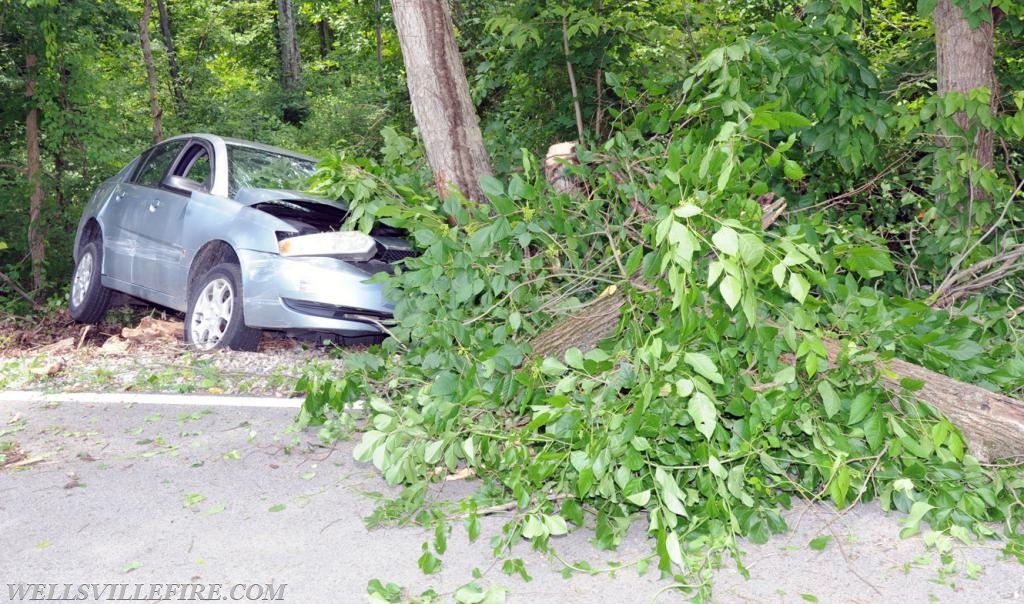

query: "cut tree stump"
xmin=527 ymin=141 xmax=1024 ymax=462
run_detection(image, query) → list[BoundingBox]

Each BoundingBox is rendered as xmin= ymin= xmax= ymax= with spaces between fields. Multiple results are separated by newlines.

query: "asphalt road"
xmin=2 ymin=395 xmax=1023 ymax=603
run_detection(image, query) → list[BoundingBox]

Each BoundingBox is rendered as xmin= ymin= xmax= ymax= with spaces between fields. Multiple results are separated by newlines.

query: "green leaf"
xmin=848 ymin=392 xmax=873 ymax=425
xmin=719 ymin=274 xmax=742 ymax=309
xmin=624 ymin=246 xmax=644 ymax=275
xmin=776 ymin=111 xmax=813 ymax=127
xmin=842 ymin=245 xmax=895 ymax=278
xmin=418 ymin=548 xmax=442 ymax=574
xmin=543 ymin=514 xmax=569 ymax=536
xmin=901 ymin=501 xmax=934 ymax=538
xmin=783 ymin=159 xmax=805 ymax=180
xmin=788 ymin=272 xmax=810 ymax=303
xmin=772 ymin=263 xmax=787 ymax=288
xmin=817 ymin=381 xmax=841 ymax=418
xmin=863 ymin=412 xmax=886 ymax=451
xmin=900 ymin=378 xmax=925 ymax=392
xmin=268 ymin=504 xmax=286 ymax=513
xmin=737 ymin=234 xmax=765 ymax=266
xmin=674 ymin=204 xmax=702 ymax=218
xmin=478 ymin=175 xmax=505 ymax=199
xmin=521 ymin=515 xmax=546 ymax=539
xmin=205 ymin=503 xmax=226 ymax=516
xmin=540 ymin=357 xmax=569 ymax=376
xmin=684 ymin=352 xmax=724 ymax=384
xmin=800 ymin=594 xmax=819 ymax=602
xmin=665 ymin=531 xmax=684 ymax=569
xmin=424 ymin=440 xmax=446 ymax=464
xmin=808 ymin=535 xmax=831 ymax=551
xmin=564 ymin=347 xmax=584 ymax=370
xmin=687 ymin=392 xmax=718 ymax=440
xmin=712 ymin=225 xmax=739 ymax=256
xmin=626 ymin=490 xmax=651 ymax=506
xmin=829 ymin=464 xmax=850 ymax=507
xmin=916 ymin=0 xmax=938 ymax=17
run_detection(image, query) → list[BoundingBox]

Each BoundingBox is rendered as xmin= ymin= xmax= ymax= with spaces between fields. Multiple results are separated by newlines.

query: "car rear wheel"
xmin=185 ymin=262 xmax=261 ymax=351
xmin=69 ymin=240 xmax=112 ymax=323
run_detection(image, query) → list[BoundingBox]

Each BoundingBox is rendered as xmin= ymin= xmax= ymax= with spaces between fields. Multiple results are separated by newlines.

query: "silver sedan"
xmin=69 ymin=133 xmax=412 ymax=350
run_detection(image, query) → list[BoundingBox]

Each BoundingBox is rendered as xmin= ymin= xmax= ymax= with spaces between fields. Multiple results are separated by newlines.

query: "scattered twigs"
xmin=932 ymin=179 xmax=1024 ymax=308
xmin=794 ymin=152 xmax=913 ymax=214
xmin=931 ymin=243 xmax=1024 ymax=308
xmin=0 ymin=269 xmax=39 ymax=311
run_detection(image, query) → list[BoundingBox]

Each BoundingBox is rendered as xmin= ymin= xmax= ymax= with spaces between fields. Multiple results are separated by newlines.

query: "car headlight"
xmin=278 ymin=231 xmax=377 ymax=261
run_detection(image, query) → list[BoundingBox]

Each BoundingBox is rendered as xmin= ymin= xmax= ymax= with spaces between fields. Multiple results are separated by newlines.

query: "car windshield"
xmin=227 ymin=144 xmax=316 ymax=197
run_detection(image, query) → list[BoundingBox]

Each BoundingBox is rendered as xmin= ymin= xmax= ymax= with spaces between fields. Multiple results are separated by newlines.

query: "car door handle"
xmin=148 ymin=199 xmax=161 ymax=213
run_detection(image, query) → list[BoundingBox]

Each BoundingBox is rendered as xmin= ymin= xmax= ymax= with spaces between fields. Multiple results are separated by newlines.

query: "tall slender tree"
xmin=156 ymin=0 xmax=186 ymax=110
xmin=140 ymin=0 xmax=164 ymax=144
xmin=392 ymin=0 xmax=493 ymax=203
xmin=276 ymin=0 xmax=301 ymax=91
xmin=25 ymin=51 xmax=45 ymax=292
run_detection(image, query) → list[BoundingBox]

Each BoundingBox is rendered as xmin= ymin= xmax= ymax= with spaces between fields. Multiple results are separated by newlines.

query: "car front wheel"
xmin=69 ymin=240 xmax=112 ymax=323
xmin=185 ymin=263 xmax=261 ymax=351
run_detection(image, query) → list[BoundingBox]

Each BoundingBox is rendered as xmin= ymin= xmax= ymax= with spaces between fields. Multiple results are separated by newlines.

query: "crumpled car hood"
xmin=233 ymin=187 xmax=345 ymax=209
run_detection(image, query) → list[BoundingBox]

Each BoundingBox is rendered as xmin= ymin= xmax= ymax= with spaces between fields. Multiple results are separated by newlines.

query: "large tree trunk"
xmin=155 ymin=0 xmax=186 ymax=110
xmin=25 ymin=53 xmax=44 ymax=294
xmin=276 ymin=0 xmax=301 ymax=92
xmin=139 ymin=0 xmax=163 ymax=144
xmin=393 ymin=0 xmax=493 ymax=202
xmin=933 ymin=0 xmax=995 ymax=201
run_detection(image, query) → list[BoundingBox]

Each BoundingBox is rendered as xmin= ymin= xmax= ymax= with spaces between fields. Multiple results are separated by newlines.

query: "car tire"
xmin=69 ymin=240 xmax=112 ymax=323
xmin=185 ymin=262 xmax=261 ymax=351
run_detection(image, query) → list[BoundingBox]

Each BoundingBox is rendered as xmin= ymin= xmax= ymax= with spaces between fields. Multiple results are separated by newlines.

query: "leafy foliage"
xmin=301 ymin=15 xmax=1024 ymax=593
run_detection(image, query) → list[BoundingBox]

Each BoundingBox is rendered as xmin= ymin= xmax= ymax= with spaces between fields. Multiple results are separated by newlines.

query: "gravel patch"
xmin=0 ymin=319 xmax=347 ymax=398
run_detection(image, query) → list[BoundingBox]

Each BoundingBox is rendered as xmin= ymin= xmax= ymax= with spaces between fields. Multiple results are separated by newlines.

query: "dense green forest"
xmin=4 ymin=0 xmax=1024 ymax=596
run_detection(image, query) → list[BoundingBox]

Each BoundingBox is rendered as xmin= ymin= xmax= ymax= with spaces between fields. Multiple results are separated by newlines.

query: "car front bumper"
xmin=237 ymin=249 xmax=394 ymax=335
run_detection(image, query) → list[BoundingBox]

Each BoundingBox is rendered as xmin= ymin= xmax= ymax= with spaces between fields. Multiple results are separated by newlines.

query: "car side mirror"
xmin=164 ymin=175 xmax=208 ymax=194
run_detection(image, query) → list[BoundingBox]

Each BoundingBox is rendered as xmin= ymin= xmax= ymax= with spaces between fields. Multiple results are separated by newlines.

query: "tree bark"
xmin=393 ymin=0 xmax=493 ymax=203
xmin=140 ymin=0 xmax=163 ymax=144
xmin=933 ymin=0 xmax=995 ymax=200
xmin=156 ymin=0 xmax=186 ymax=110
xmin=25 ymin=52 xmax=44 ymax=294
xmin=317 ymin=19 xmax=331 ymax=61
xmin=276 ymin=0 xmax=301 ymax=91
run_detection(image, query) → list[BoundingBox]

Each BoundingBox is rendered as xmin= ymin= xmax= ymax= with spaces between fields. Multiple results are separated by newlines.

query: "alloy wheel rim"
xmin=71 ymin=251 xmax=94 ymax=308
xmin=190 ymin=277 xmax=234 ymax=349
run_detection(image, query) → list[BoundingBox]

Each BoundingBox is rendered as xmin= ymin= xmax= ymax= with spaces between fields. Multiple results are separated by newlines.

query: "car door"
xmin=115 ymin=139 xmax=189 ymax=301
xmin=148 ymin=140 xmax=217 ymax=303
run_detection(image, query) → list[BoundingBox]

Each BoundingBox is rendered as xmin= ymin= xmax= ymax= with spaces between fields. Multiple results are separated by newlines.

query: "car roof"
xmin=163 ymin=133 xmax=317 ymax=163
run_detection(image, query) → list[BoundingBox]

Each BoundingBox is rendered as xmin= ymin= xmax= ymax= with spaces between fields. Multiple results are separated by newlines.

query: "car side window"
xmin=174 ymin=143 xmax=212 ymax=189
xmin=133 ymin=141 xmax=187 ymax=188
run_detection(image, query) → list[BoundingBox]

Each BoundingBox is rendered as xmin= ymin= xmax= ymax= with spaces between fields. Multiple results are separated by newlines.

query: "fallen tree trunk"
xmin=529 ymin=142 xmax=1024 ymax=462
xmin=825 ymin=340 xmax=1024 ymax=463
